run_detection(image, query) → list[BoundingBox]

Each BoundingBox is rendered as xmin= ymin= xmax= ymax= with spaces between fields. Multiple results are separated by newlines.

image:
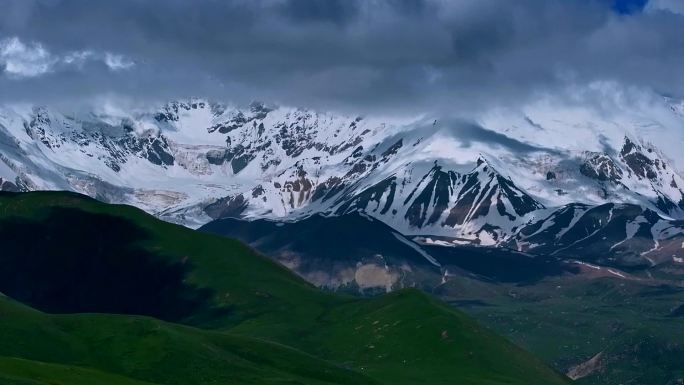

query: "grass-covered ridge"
xmin=0 ymin=191 xmax=569 ymax=385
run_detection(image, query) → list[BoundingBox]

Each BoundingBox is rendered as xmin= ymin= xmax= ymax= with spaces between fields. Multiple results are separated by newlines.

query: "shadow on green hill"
xmin=0 ymin=208 xmax=217 ymax=322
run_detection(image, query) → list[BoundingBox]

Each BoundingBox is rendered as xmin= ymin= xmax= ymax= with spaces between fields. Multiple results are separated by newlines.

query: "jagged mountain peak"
xmin=328 ymin=155 xmax=544 ymax=244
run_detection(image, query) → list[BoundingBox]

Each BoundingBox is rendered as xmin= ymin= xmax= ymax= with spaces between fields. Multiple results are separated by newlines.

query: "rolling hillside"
xmin=0 ymin=191 xmax=568 ymax=385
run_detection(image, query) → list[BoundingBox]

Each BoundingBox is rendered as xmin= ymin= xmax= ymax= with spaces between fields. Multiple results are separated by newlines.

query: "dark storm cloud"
xmin=1 ymin=0 xmax=683 ymax=114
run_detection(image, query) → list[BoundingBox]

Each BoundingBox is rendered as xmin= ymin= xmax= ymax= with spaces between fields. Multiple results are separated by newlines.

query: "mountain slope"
xmin=0 ymin=295 xmax=377 ymax=385
xmin=506 ymin=202 xmax=684 ymax=268
xmin=0 ymin=357 xmax=157 ymax=385
xmin=0 ymin=191 xmax=569 ymax=385
xmin=200 ymin=212 xmax=442 ymax=292
xmin=199 ymin=211 xmax=580 ymax=291
xmin=335 ymin=160 xmax=545 ymax=244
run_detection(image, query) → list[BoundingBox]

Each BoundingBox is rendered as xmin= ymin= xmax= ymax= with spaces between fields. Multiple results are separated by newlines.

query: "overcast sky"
xmin=1 ymin=0 xmax=683 ymax=115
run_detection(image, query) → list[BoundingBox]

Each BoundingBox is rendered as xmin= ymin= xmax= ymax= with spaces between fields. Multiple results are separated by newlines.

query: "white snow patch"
xmin=607 ymin=269 xmax=626 ymax=278
xmin=573 ymin=261 xmax=602 ymax=270
xmin=391 ymin=232 xmax=441 ymax=267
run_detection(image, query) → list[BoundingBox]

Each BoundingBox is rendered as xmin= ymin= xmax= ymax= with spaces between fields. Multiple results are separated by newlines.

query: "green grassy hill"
xmin=0 ymin=191 xmax=569 ymax=385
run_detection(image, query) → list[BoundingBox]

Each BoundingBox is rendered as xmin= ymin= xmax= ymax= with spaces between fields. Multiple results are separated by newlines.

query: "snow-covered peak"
xmin=2 ymin=97 xmax=684 ymax=264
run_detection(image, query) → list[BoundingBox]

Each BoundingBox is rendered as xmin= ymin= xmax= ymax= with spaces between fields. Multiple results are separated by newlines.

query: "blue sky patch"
xmin=611 ymin=0 xmax=649 ymax=14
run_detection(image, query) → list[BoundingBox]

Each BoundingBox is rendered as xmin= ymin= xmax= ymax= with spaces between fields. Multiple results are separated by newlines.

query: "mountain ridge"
xmin=2 ymin=99 xmax=684 ymax=267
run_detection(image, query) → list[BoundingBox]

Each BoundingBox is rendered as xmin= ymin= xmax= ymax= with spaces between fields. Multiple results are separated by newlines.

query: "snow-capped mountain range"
xmin=2 ymin=97 xmax=684 ymax=267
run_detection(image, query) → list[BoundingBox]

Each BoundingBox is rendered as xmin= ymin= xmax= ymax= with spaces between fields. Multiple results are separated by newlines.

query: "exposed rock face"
xmin=580 ymin=153 xmax=623 ymax=182
xmin=204 ymin=194 xmax=247 ymax=219
xmin=0 ymin=178 xmax=19 ymax=192
xmin=621 ymin=137 xmax=658 ymax=180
